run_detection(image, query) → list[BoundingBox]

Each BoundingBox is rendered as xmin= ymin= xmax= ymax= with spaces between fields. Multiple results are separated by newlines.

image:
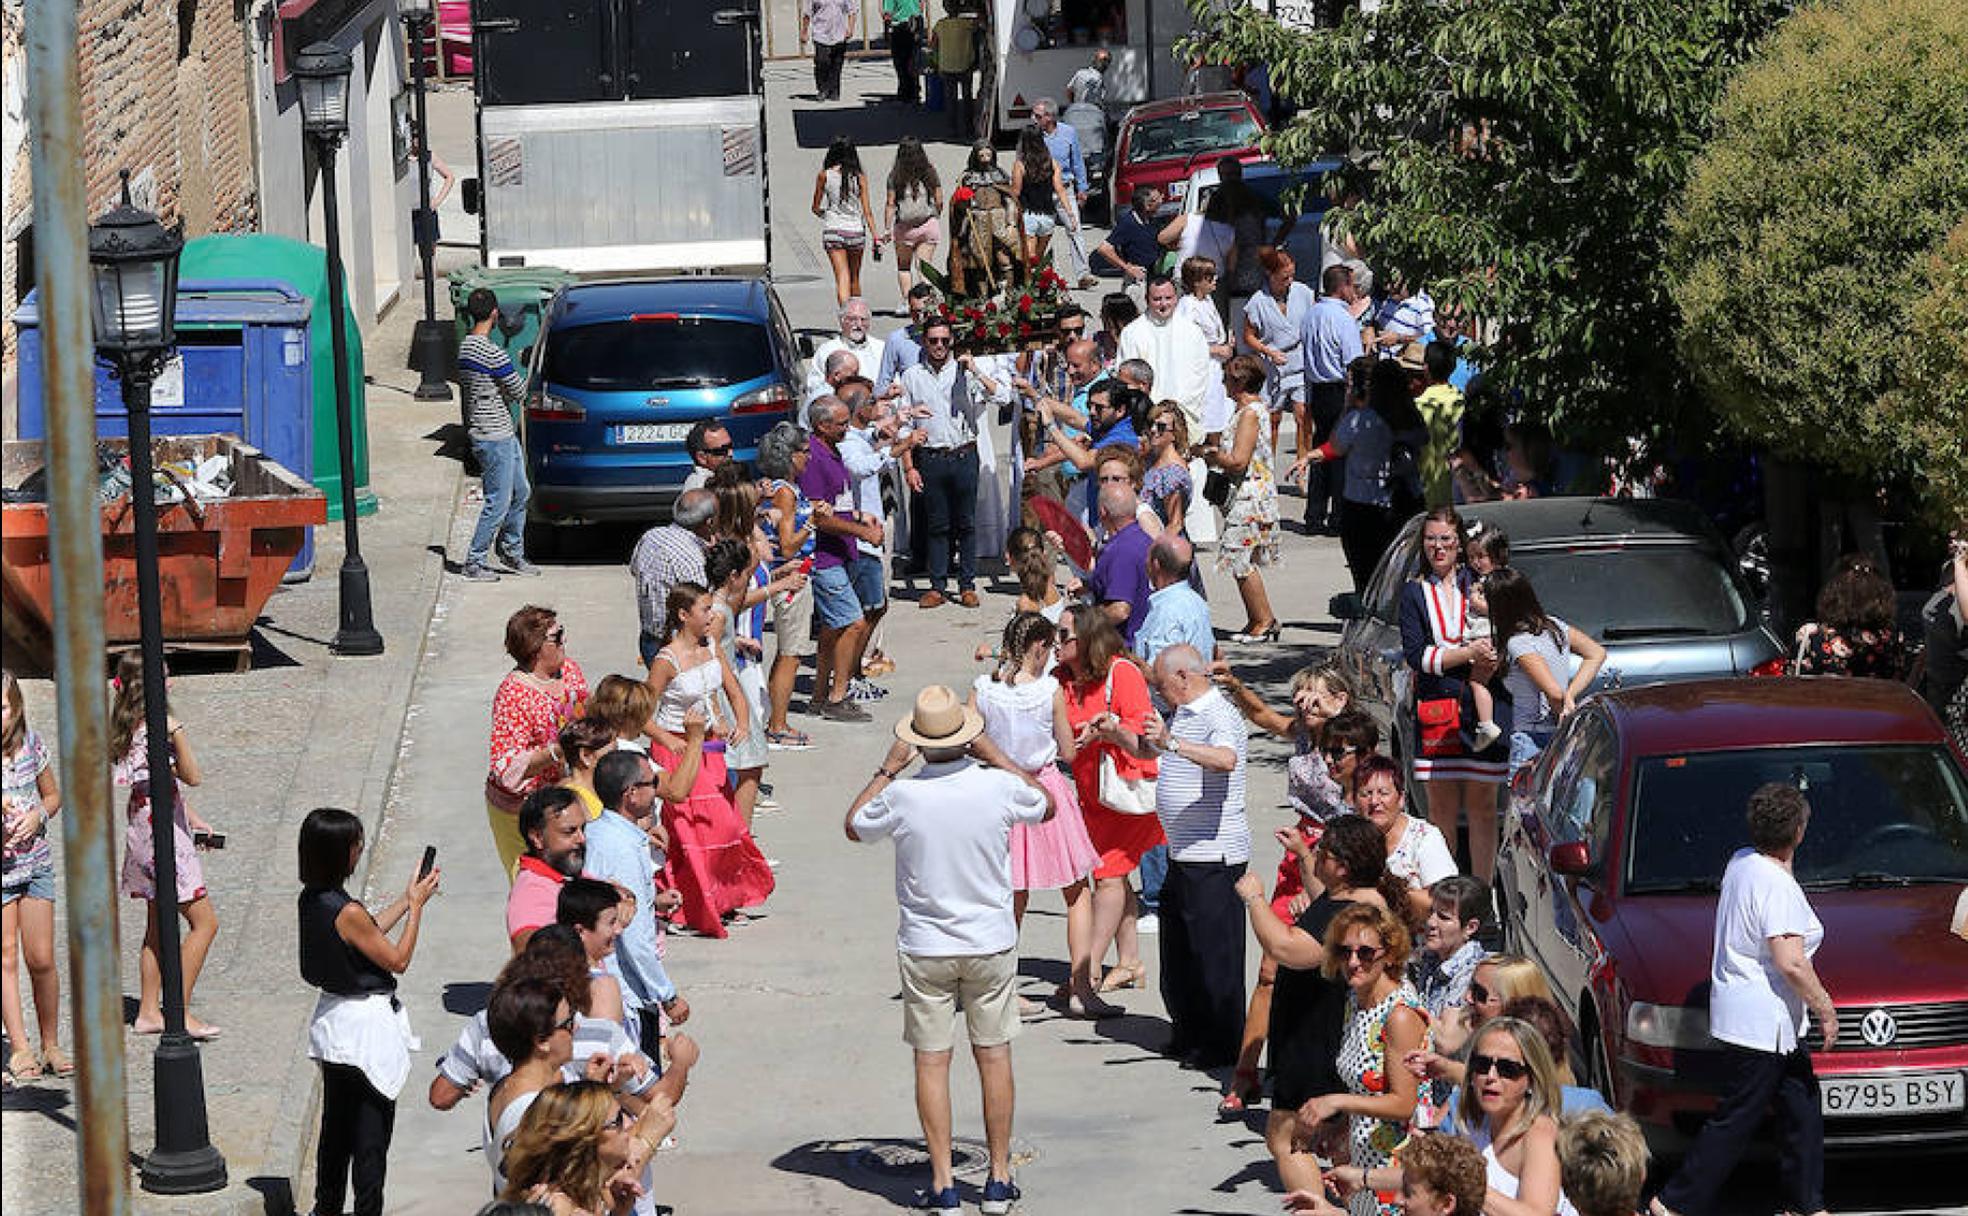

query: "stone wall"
xmin=1 ymin=0 xmax=261 ymax=437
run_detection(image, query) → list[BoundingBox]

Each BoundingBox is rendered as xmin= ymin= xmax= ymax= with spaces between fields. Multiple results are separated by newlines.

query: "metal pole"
xmin=317 ymin=134 xmax=387 ymax=656
xmin=123 ymin=377 xmax=229 ymax=1194
xmin=21 ymin=1 xmax=132 ymax=1208
xmin=406 ymin=7 xmax=455 ymax=400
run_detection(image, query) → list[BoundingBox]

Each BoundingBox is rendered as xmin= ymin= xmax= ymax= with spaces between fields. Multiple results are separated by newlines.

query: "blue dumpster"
xmin=14 ymin=280 xmax=319 ymax=578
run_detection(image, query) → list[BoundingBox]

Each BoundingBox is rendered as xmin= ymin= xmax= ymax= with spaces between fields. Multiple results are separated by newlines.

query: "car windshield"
xmin=1512 ymin=545 xmax=1750 ymax=639
xmin=1127 ymin=109 xmax=1261 ymax=164
xmin=543 ymin=318 xmax=774 ymax=391
xmin=1625 ymin=745 xmax=1968 ymax=893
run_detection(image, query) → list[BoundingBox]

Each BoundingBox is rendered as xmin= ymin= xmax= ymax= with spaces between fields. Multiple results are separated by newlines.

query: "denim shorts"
xmin=1 ymin=864 xmax=56 ymax=904
xmin=811 ymin=562 xmax=866 ymax=630
xmin=1022 ymin=212 xmax=1058 ymax=237
xmin=848 ymin=552 xmax=887 ymax=611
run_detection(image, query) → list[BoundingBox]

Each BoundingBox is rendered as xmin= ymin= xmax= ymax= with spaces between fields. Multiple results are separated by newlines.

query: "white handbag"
xmin=1096 ymin=664 xmax=1159 ymax=816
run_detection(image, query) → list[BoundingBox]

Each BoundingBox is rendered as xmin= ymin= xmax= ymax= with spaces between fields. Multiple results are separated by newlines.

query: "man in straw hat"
xmin=846 ymin=686 xmax=1054 ymax=1214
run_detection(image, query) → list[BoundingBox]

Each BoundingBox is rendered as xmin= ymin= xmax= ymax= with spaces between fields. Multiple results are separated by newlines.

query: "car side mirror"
xmin=1549 ymin=841 xmax=1592 ymax=877
xmin=1329 ymin=592 xmax=1364 ymax=621
xmin=461 ymin=178 xmax=480 ymax=216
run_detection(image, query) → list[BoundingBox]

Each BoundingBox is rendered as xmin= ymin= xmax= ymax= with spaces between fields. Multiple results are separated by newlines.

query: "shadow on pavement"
xmin=791 ymin=98 xmax=964 ymax=151
xmin=245 ymin=1173 xmax=298 ymax=1215
xmin=443 ymin=980 xmax=494 ymax=1018
xmin=771 ymin=1136 xmax=1003 ymax=1209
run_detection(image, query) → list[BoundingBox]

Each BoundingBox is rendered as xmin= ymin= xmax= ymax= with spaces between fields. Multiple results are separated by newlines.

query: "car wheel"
xmin=1583 ymin=1007 xmax=1617 ymax=1107
xmin=524 ymin=519 xmax=560 ymax=561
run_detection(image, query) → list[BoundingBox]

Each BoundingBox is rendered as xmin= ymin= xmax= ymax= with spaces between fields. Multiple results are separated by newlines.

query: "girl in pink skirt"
xmin=970 ymin=612 xmax=1118 ymax=1020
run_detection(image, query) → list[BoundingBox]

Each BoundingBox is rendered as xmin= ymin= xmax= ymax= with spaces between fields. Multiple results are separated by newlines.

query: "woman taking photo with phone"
xmin=297 ymin=807 xmax=441 ymax=1216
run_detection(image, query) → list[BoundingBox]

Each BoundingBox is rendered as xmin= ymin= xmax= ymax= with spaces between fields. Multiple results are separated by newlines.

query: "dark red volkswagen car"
xmin=1496 ymin=677 xmax=1968 ymax=1157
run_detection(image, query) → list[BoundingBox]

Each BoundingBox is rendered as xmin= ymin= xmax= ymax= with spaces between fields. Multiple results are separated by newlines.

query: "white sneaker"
xmin=1136 ymin=913 xmax=1160 ymax=935
xmin=1472 ymin=720 xmax=1503 ymax=749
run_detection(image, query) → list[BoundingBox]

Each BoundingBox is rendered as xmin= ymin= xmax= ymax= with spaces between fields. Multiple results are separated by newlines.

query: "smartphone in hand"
xmin=419 ymin=845 xmax=438 ymax=879
xmin=193 ymin=830 xmax=226 ymax=850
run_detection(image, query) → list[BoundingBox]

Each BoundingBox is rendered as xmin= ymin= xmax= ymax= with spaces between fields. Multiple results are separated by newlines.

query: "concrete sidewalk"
xmin=1 ymin=256 xmax=470 ymax=1214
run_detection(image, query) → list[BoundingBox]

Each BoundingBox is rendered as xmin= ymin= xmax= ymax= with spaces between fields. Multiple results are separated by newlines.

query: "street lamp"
xmin=295 ymin=41 xmax=385 ymax=656
xmin=400 ymin=0 xmax=454 ymax=401
xmin=89 ymin=172 xmax=229 ymax=1196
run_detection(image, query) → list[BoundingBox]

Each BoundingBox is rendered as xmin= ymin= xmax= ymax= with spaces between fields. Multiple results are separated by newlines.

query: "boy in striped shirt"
xmin=457 ymin=287 xmax=539 ymax=581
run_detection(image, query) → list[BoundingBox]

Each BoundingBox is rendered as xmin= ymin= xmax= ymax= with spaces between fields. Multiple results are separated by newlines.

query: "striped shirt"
xmin=1154 ymin=686 xmax=1250 ymax=864
xmin=458 ymin=332 xmax=526 ymax=441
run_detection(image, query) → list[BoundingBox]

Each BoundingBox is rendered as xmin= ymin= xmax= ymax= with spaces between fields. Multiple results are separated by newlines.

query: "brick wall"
xmin=1 ymin=0 xmax=262 ymax=437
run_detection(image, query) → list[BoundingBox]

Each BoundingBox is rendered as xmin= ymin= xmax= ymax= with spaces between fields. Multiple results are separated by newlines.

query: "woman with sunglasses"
xmin=1397 ymin=505 xmax=1512 ymax=883
xmin=1335 ymin=1016 xmax=1576 ymax=1216
xmin=1141 ymin=402 xmax=1195 ymax=541
xmin=501 ymin=1080 xmax=676 ymax=1216
xmin=1207 ymin=354 xmax=1283 ymax=643
xmin=1294 ymin=901 xmax=1426 ymax=1216
xmin=1233 ymin=815 xmax=1408 ymax=1193
xmin=488 ymin=606 xmax=592 ymax=878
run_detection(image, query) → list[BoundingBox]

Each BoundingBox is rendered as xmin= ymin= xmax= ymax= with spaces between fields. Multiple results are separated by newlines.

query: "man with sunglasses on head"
xmin=680 ymin=420 xmax=734 ymax=492
xmin=898 ymin=318 xmax=991 ymax=609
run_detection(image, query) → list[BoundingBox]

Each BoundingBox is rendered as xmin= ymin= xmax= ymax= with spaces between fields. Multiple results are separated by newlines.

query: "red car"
xmin=1109 ymin=92 xmax=1267 ymax=220
xmin=1496 ymin=677 xmax=1968 ymax=1158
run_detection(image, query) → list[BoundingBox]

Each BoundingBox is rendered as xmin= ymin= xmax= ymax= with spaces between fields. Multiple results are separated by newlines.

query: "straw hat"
xmin=895 ymin=685 xmax=985 ymax=749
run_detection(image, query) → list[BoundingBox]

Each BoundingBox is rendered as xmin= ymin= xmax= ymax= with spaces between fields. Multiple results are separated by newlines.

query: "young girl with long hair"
xmin=3 ymin=669 xmax=66 ymax=1080
xmin=1010 ymin=125 xmax=1074 ymax=270
xmin=884 ymin=136 xmax=944 ymax=297
xmin=814 ymin=135 xmax=878 ymax=305
xmin=969 ymin=612 xmax=1111 ymax=1018
xmin=109 ymin=651 xmax=221 ymax=1038
xmin=644 ymin=583 xmax=774 ymax=938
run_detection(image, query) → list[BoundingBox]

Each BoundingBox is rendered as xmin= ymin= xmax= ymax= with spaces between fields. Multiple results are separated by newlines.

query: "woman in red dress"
xmin=1054 ymin=604 xmax=1163 ymax=993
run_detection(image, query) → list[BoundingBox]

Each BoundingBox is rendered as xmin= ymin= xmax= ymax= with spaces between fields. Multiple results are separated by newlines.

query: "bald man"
xmin=1092 ymin=641 xmax=1249 ymax=1066
xmin=1135 ymin=534 xmax=1214 ymax=664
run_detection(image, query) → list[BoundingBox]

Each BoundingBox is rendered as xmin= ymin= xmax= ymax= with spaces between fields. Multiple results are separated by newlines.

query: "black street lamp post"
xmin=295 ymin=42 xmax=385 ymax=656
xmin=402 ymin=2 xmax=453 ymax=401
xmin=89 ymin=172 xmax=229 ymax=1196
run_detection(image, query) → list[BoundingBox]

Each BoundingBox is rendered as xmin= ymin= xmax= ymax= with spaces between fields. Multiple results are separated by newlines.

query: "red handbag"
xmin=1417 ymin=698 xmax=1463 ymax=758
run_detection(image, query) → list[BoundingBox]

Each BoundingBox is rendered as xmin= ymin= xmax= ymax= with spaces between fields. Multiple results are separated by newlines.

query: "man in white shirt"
xmin=1093 ymin=643 xmax=1250 ymax=1067
xmin=898 ymin=317 xmax=989 ymax=608
xmin=1117 ymin=276 xmax=1213 ymax=437
xmin=806 ymin=297 xmax=886 ymax=401
xmin=837 ymin=380 xmax=921 ymax=688
xmin=847 ymin=686 xmax=1052 ymax=1215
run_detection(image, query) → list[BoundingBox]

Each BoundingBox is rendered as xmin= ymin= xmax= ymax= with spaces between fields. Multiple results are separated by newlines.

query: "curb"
xmin=215 ymin=453 xmax=465 ymax=1216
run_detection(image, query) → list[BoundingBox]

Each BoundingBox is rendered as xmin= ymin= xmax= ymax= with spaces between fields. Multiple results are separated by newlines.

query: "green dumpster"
xmin=448 ymin=265 xmax=578 ymax=378
xmin=180 ymin=234 xmax=376 ymax=521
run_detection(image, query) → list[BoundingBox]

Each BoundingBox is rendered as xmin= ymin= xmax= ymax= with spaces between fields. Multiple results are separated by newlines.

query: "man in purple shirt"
xmin=1088 ymin=479 xmax=1154 ymax=647
xmin=801 ymin=396 xmax=887 ymax=722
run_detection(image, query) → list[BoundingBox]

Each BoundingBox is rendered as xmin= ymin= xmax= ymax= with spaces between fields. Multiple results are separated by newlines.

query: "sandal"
xmin=8 ymin=1048 xmax=41 ymax=1081
xmin=1098 ymin=961 xmax=1146 ymax=992
xmin=764 ymin=729 xmax=813 ymax=751
xmin=40 ymin=1045 xmax=73 ymax=1077
xmin=1217 ymin=1068 xmax=1262 ymax=1117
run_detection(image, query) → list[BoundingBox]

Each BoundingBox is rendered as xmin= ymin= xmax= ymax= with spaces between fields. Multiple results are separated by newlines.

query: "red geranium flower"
xmin=996 ymin=322 xmax=1013 ymax=338
xmin=1018 ymin=293 xmax=1035 ymax=311
xmin=1018 ymin=321 xmax=1034 ymax=336
xmin=1362 ymin=1068 xmax=1385 ymax=1093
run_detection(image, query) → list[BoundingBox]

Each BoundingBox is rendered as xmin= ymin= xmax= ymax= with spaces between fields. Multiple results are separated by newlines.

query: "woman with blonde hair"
xmin=501 ymin=1079 xmax=675 ymax=1216
xmin=586 ymin=676 xmax=657 ymax=754
xmin=1141 ymin=401 xmax=1194 ymax=539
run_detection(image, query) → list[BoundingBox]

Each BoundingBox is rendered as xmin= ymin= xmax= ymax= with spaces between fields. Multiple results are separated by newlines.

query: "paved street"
xmin=4 ymin=46 xmax=1965 ymax=1216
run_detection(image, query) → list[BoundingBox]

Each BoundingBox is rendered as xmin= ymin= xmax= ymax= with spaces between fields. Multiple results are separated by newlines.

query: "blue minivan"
xmin=523 ymin=276 xmax=799 ymax=547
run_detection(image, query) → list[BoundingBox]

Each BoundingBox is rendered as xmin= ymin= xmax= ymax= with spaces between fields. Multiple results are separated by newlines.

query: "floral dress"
xmin=115 ymin=724 xmax=205 ymax=904
xmin=1142 ymin=459 xmax=1193 ymax=529
xmin=2 ymin=728 xmax=55 ymax=892
xmin=1215 ymin=401 xmax=1280 ymax=578
xmin=1337 ymin=981 xmax=1428 ymax=1216
xmin=1793 ymin=624 xmax=1910 ymax=679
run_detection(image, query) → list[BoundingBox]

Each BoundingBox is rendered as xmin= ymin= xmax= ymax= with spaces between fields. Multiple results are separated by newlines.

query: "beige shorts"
xmin=898 ymin=948 xmax=1021 ymax=1052
xmin=772 ymin=581 xmax=817 ymax=659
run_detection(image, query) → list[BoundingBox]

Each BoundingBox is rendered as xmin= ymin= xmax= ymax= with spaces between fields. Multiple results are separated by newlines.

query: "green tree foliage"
xmin=1895 ymin=221 xmax=1968 ymax=526
xmin=1190 ymin=0 xmax=1789 ymax=451
xmin=1668 ymin=0 xmax=1968 ymax=525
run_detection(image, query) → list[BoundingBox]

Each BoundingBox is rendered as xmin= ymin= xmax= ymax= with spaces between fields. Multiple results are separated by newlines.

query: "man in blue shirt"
xmin=1299 ymin=262 xmax=1365 ymax=533
xmin=1031 ymin=99 xmax=1099 ymax=288
xmin=1135 ymin=535 xmax=1216 ymax=664
xmin=1093 ymin=186 xmax=1165 ymax=283
xmin=584 ymin=745 xmax=703 ymax=1053
xmin=876 ymin=283 xmax=941 ymax=393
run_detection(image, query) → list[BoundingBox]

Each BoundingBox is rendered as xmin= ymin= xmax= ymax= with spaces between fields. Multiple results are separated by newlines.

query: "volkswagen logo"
xmin=1859 ymin=1007 xmax=1898 ymax=1048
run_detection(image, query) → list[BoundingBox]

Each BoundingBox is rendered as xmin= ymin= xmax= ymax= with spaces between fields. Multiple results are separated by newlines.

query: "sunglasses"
xmin=1333 ymin=944 xmax=1383 ymax=965
xmin=631 ymin=778 xmax=659 ymax=790
xmin=1323 ymin=744 xmax=1360 ymax=763
xmin=553 ymin=1012 xmax=578 ymax=1034
xmin=1468 ymin=1052 xmax=1530 ymax=1081
xmin=1059 ymin=326 xmax=1086 ymax=337
xmin=1469 ymin=981 xmax=1493 ymax=1005
xmin=925 ymin=336 xmax=954 ymax=346
xmin=1150 ymin=421 xmax=1174 ymax=434
xmin=702 ymin=444 xmax=733 ymax=457
xmin=546 ymin=627 xmax=566 ymax=645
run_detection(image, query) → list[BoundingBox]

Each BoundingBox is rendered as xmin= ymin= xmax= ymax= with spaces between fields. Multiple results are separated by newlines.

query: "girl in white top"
xmin=645 ymin=583 xmax=748 ymax=749
xmin=969 ymin=612 xmax=1113 ymax=1019
xmin=812 ymin=135 xmax=878 ymax=306
xmin=1483 ymin=567 xmax=1607 ymax=774
xmin=1458 ymin=1017 xmax=1579 ymax=1216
